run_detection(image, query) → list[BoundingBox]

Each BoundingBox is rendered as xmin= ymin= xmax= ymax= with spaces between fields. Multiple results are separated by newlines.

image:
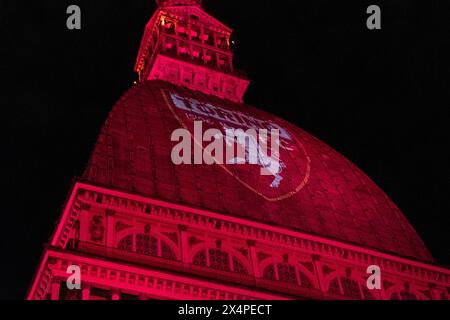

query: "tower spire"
xmin=135 ymin=0 xmax=249 ymax=103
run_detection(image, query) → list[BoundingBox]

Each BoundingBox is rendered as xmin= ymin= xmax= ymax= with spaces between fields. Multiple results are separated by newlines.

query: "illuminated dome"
xmin=29 ymin=1 xmax=449 ymax=302
xmin=83 ymin=80 xmax=433 ymax=262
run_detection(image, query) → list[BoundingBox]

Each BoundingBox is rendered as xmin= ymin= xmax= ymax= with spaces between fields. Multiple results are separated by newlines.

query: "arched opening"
xmin=262 ymin=263 xmax=313 ymax=289
xmin=328 ymin=277 xmax=374 ymax=300
xmin=117 ymin=233 xmax=177 ymax=261
xmin=390 ymin=290 xmax=418 ymax=300
xmin=192 ymin=248 xmax=249 ymax=275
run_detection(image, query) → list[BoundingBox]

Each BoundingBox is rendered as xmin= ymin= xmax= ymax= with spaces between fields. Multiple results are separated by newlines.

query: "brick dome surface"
xmin=84 ymin=80 xmax=433 ymax=262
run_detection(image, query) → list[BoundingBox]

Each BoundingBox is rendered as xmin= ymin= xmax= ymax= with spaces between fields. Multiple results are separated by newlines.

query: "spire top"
xmin=136 ymin=0 xmax=249 ymax=103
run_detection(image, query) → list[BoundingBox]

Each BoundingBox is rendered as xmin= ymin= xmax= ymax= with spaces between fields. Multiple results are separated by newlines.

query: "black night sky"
xmin=1 ymin=0 xmax=449 ymax=299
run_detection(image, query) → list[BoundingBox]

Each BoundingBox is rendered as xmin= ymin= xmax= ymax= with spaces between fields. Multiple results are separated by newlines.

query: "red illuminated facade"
xmin=28 ymin=0 xmax=449 ymax=300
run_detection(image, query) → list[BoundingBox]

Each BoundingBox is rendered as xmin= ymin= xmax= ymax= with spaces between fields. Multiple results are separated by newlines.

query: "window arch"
xmin=118 ymin=235 xmax=133 ymax=252
xmin=192 ymin=248 xmax=249 ymax=275
xmin=263 ymin=264 xmax=276 ymax=281
xmin=136 ymin=234 xmax=158 ymax=257
xmin=386 ymin=283 xmax=429 ymax=300
xmin=117 ymin=233 xmax=177 ymax=261
xmin=262 ymin=263 xmax=313 ymax=289
xmin=390 ymin=290 xmax=418 ymax=300
xmin=327 ymin=277 xmax=374 ymax=300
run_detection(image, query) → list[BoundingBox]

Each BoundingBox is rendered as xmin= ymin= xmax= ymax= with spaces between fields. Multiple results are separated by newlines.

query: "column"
xmin=247 ymin=240 xmax=259 ymax=278
xmin=200 ymin=26 xmax=205 ymax=44
xmin=50 ymin=281 xmax=61 ymax=300
xmin=105 ymin=209 xmax=115 ymax=254
xmin=175 ymin=22 xmax=180 ymax=56
xmin=202 ymin=48 xmax=207 ymax=65
xmin=215 ymin=52 xmax=220 ymax=69
xmin=213 ymin=33 xmax=217 ymax=48
xmin=311 ymin=254 xmax=325 ymax=299
xmin=178 ymin=225 xmax=189 ymax=265
xmin=82 ymin=286 xmax=90 ymax=300
xmin=187 ymin=21 xmax=193 ymax=60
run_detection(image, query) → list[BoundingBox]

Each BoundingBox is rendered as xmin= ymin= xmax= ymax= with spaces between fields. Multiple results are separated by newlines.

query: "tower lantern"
xmin=135 ymin=0 xmax=249 ymax=102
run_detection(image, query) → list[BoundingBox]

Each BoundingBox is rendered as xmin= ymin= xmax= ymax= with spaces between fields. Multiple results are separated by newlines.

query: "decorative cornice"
xmin=53 ymin=183 xmax=450 ymax=288
xmin=40 ymin=249 xmax=286 ymax=300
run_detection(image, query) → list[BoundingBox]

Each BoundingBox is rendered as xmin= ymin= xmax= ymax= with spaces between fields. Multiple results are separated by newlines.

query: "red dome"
xmin=84 ymin=80 xmax=433 ymax=262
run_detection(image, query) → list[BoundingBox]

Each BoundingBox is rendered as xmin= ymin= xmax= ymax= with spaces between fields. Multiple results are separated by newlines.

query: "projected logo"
xmin=163 ymin=90 xmax=311 ymax=202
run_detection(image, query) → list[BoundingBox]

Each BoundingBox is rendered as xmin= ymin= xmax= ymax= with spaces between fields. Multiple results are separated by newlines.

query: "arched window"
xmin=263 ymin=264 xmax=276 ymax=281
xmin=136 ymin=234 xmax=158 ymax=257
xmin=328 ymin=279 xmax=340 ymax=295
xmin=118 ymin=235 xmax=133 ymax=252
xmin=327 ymin=277 xmax=374 ymax=300
xmin=262 ymin=263 xmax=313 ymax=289
xmin=161 ymin=240 xmax=177 ymax=261
xmin=192 ymin=249 xmax=249 ymax=275
xmin=193 ymin=249 xmax=207 ymax=267
xmin=232 ymin=257 xmax=248 ymax=275
xmin=117 ymin=234 xmax=177 ymax=261
xmin=209 ymin=249 xmax=230 ymax=271
xmin=341 ymin=277 xmax=363 ymax=299
xmin=390 ymin=291 xmax=417 ymax=300
xmin=277 ymin=263 xmax=297 ymax=283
